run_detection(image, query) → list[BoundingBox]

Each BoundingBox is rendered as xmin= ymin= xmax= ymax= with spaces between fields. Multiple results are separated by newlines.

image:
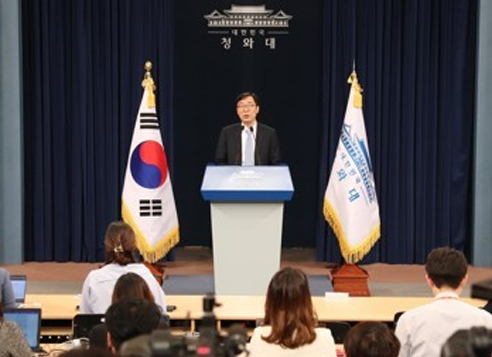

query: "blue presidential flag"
xmin=324 ymin=71 xmax=380 ymax=263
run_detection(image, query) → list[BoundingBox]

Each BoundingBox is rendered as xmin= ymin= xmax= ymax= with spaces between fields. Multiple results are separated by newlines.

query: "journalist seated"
xmin=248 ymin=267 xmax=337 ymax=357
xmin=441 ymin=327 xmax=492 ymax=357
xmin=105 ymin=298 xmax=162 ymax=355
xmin=80 ymin=221 xmax=167 ymax=314
xmin=344 ymin=321 xmax=400 ymax=357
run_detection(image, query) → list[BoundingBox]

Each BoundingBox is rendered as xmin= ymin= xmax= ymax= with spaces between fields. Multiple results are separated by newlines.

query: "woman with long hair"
xmin=88 ymin=272 xmax=169 ymax=350
xmin=248 ymin=267 xmax=337 ymax=357
xmin=112 ymin=272 xmax=155 ymax=302
xmin=80 ymin=221 xmax=166 ymax=314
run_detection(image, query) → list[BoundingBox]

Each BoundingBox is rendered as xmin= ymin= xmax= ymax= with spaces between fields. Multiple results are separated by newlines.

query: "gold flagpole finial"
xmin=347 ymin=71 xmax=363 ymax=108
xmin=142 ymin=61 xmax=156 ymax=108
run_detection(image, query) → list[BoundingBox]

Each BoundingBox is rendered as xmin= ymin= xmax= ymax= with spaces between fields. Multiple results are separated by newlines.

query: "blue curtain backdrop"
xmin=317 ymin=0 xmax=477 ymax=263
xmin=22 ymin=0 xmax=476 ymax=263
xmin=22 ymin=0 xmax=175 ymax=261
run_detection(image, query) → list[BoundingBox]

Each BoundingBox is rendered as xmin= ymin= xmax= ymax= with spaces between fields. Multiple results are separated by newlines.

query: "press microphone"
xmin=249 ymin=126 xmax=256 ymax=139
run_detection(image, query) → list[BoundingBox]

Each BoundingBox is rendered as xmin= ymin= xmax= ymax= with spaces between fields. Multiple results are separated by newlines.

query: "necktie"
xmin=244 ymin=128 xmax=254 ymax=166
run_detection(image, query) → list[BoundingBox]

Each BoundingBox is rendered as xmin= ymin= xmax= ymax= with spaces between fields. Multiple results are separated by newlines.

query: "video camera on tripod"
xmin=119 ymin=293 xmax=249 ymax=357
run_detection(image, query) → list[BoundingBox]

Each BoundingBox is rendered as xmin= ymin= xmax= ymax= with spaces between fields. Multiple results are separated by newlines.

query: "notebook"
xmin=10 ymin=274 xmax=27 ymax=304
xmin=3 ymin=308 xmax=46 ymax=354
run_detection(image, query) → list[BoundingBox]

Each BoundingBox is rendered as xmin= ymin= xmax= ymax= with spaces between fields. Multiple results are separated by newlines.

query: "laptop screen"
xmin=10 ymin=275 xmax=27 ymax=303
xmin=3 ymin=308 xmax=41 ymax=349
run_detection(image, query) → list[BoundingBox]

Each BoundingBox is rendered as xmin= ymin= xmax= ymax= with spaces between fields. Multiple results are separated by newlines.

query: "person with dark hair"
xmin=89 ymin=272 xmax=169 ymax=350
xmin=215 ymin=92 xmax=281 ymax=166
xmin=344 ymin=321 xmax=400 ymax=357
xmin=112 ymin=272 xmax=155 ymax=303
xmin=395 ymin=247 xmax=492 ymax=357
xmin=248 ymin=267 xmax=336 ymax=357
xmin=80 ymin=221 xmax=166 ymax=314
xmin=441 ymin=327 xmax=492 ymax=357
xmin=105 ymin=298 xmax=162 ymax=354
xmin=0 ymin=297 xmax=32 ymax=357
xmin=0 ymin=268 xmax=16 ymax=309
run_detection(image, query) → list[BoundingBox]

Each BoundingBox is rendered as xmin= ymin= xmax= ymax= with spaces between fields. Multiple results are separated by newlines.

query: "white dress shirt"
xmin=248 ymin=326 xmax=337 ymax=357
xmin=395 ymin=291 xmax=492 ymax=357
xmin=80 ymin=263 xmax=166 ymax=314
xmin=241 ymin=122 xmax=257 ymax=165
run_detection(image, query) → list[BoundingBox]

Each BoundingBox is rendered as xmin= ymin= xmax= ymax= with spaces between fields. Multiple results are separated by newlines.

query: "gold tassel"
xmin=347 ymin=71 xmax=363 ymax=108
xmin=122 ymin=202 xmax=180 ymax=263
xmin=142 ymin=61 xmax=157 ymax=108
xmin=323 ymin=198 xmax=380 ymax=264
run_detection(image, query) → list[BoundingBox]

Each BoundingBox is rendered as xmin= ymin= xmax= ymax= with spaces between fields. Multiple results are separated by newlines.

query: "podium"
xmin=201 ymin=165 xmax=294 ymax=295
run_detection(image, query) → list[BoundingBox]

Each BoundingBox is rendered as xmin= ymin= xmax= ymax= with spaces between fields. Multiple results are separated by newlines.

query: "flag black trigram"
xmin=139 ymin=199 xmax=162 ymax=217
xmin=139 ymin=113 xmax=159 ymax=130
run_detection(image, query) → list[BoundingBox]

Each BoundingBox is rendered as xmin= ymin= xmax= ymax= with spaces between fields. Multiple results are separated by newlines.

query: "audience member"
xmin=441 ymin=327 xmax=492 ymax=357
xmin=0 ymin=268 xmax=16 ymax=309
xmin=89 ymin=272 xmax=169 ymax=350
xmin=80 ymin=221 xmax=166 ymax=314
xmin=344 ymin=321 xmax=400 ymax=357
xmin=248 ymin=266 xmax=337 ymax=357
xmin=0 ymin=297 xmax=32 ymax=357
xmin=112 ymin=272 xmax=156 ymax=302
xmin=395 ymin=247 xmax=492 ymax=357
xmin=105 ymin=298 xmax=162 ymax=354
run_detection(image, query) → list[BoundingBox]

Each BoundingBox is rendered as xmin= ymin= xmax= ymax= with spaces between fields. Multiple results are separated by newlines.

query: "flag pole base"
xmin=144 ymin=262 xmax=165 ymax=285
xmin=331 ymin=263 xmax=370 ymax=296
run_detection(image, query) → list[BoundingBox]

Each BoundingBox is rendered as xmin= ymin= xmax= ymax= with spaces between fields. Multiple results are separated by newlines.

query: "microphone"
xmin=250 ymin=126 xmax=261 ymax=166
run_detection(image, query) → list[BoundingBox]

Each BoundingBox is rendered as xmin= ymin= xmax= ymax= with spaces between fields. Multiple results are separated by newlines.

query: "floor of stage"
xmin=3 ymin=247 xmax=492 ymax=297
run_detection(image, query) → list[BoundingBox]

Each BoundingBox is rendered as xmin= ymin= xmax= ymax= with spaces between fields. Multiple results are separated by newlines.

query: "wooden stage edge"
xmin=28 ymin=294 xmax=488 ymax=336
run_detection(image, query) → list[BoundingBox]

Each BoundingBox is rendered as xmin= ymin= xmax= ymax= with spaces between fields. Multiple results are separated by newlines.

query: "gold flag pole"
xmin=142 ymin=61 xmax=156 ymax=108
xmin=141 ymin=60 xmax=166 ymax=283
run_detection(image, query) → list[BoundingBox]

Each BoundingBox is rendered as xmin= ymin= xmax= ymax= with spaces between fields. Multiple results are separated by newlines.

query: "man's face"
xmin=236 ymin=96 xmax=259 ymax=126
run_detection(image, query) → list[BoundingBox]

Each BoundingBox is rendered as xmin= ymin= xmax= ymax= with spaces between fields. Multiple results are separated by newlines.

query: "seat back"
xmin=326 ymin=321 xmax=352 ymax=344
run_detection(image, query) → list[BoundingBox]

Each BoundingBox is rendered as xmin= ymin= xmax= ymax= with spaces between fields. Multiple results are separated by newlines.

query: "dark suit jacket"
xmin=215 ymin=123 xmax=281 ymax=165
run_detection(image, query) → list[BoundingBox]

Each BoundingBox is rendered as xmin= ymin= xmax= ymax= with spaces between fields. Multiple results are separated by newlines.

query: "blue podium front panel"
xmin=200 ymin=165 xmax=294 ymax=202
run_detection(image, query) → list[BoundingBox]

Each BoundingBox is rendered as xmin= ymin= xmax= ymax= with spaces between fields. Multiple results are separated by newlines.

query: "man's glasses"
xmin=236 ymin=103 xmax=256 ymax=109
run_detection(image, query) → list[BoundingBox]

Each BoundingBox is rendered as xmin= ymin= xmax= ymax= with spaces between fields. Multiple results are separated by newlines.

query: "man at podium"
xmin=215 ymin=92 xmax=281 ymax=166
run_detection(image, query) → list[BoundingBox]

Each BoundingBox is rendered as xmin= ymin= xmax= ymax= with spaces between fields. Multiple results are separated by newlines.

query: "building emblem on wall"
xmin=204 ymin=5 xmax=293 ymax=50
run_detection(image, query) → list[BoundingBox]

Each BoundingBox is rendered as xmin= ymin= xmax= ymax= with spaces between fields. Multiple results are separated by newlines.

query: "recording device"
xmin=119 ymin=293 xmax=249 ymax=357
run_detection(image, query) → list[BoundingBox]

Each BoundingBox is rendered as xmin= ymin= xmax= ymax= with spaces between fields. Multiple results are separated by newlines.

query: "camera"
xmin=120 ymin=294 xmax=249 ymax=357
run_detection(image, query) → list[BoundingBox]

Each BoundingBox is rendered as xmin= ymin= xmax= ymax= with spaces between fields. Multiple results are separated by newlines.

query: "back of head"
xmin=112 ymin=272 xmax=155 ymax=303
xmin=441 ymin=327 xmax=492 ymax=357
xmin=344 ymin=322 xmax=400 ymax=357
xmin=263 ymin=267 xmax=316 ymax=349
xmin=425 ymin=247 xmax=468 ymax=289
xmin=104 ymin=221 xmax=138 ymax=265
xmin=105 ymin=297 xmax=161 ymax=352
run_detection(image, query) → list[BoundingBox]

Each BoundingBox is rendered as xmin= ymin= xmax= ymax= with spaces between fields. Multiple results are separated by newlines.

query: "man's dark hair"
xmin=105 ymin=298 xmax=161 ymax=351
xmin=441 ymin=327 xmax=492 ymax=357
xmin=425 ymin=247 xmax=468 ymax=289
xmin=235 ymin=92 xmax=260 ymax=106
xmin=344 ymin=321 xmax=400 ymax=357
